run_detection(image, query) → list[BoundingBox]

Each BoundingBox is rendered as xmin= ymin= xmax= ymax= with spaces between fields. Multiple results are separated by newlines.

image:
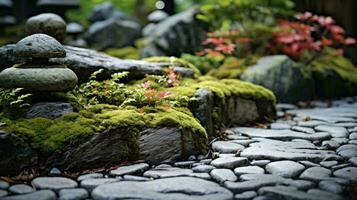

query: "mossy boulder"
xmin=241 ymin=55 xmax=315 ymax=103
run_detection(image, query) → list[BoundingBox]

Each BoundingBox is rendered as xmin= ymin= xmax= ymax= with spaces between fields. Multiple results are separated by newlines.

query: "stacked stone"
xmin=26 ymin=13 xmax=67 ymax=43
xmin=0 ymin=33 xmax=78 ymax=92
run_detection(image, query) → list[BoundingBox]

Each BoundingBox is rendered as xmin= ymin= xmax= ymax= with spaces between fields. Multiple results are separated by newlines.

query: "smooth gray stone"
xmin=0 ymin=181 xmax=9 ymax=189
xmin=334 ymin=122 xmax=357 ymax=128
xmin=299 ymin=161 xmax=320 ymax=167
xmin=336 ymin=144 xmax=357 ymax=152
xmin=80 ymin=178 xmax=120 ymax=190
xmin=174 ymin=161 xmax=196 ymax=168
xmin=123 ymin=175 xmax=151 ymax=181
xmin=338 ymin=149 xmax=357 ymax=159
xmin=315 ymin=126 xmax=348 ymax=138
xmin=67 ymin=22 xmax=84 ymax=34
xmin=210 ymin=169 xmax=237 ymax=183
xmin=230 ymin=139 xmax=256 ymax=147
xmin=188 ymin=173 xmax=211 ymax=180
xmin=147 ymin=10 xmax=169 ymax=22
xmin=200 ymin=159 xmax=212 ymax=164
xmin=32 ymin=177 xmax=78 ymax=191
xmin=297 ymin=120 xmax=328 ymax=128
xmin=307 ymin=189 xmax=344 ymax=200
xmin=91 ymin=177 xmax=234 ymax=200
xmin=320 ymin=161 xmax=338 ymax=168
xmin=0 ymin=189 xmax=8 ymax=197
xmin=270 ymin=123 xmax=291 ymax=130
xmin=250 ymin=160 xmax=270 ymax=166
xmin=219 ymin=154 xmax=236 ymax=158
xmin=300 ymin=167 xmax=331 ymax=182
xmin=234 ymin=166 xmax=264 ymax=176
xmin=258 ymin=185 xmax=343 ymax=200
xmin=77 ymin=173 xmax=103 ymax=182
xmin=49 ymin=167 xmax=61 ymax=175
xmin=240 ymin=139 xmax=334 ymax=162
xmin=350 ymin=133 xmax=357 ymax=140
xmin=265 ymin=160 xmax=305 ymax=178
xmin=26 ymin=13 xmax=66 ymax=42
xmin=1 ymin=190 xmax=56 ymax=200
xmin=226 ymin=135 xmax=249 ymax=140
xmin=349 ymin=140 xmax=357 ymax=145
xmin=26 ymin=102 xmax=73 ymax=119
xmin=322 ymin=140 xmax=340 ymax=150
xmin=331 ymin=163 xmax=351 ymax=171
xmin=234 ymin=191 xmax=257 ymax=200
xmin=333 ymin=167 xmax=357 ymax=181
xmin=192 ymin=165 xmax=216 ymax=173
xmin=224 ymin=180 xmax=277 ymax=194
xmin=15 ymin=33 xmax=66 ymax=58
xmin=109 ymin=163 xmax=149 ymax=176
xmin=331 ymin=138 xmax=349 ymax=144
xmin=318 ymin=181 xmax=344 ymax=194
xmin=277 ymin=111 xmax=285 ymax=117
xmin=234 ymin=127 xmax=330 ymax=141
xmin=59 ymin=188 xmax=88 ymax=200
xmin=8 ymin=184 xmax=34 ymax=194
xmin=143 ymin=167 xmax=193 ymax=179
xmin=211 ymin=157 xmax=248 ymax=169
xmin=291 ymin=126 xmax=315 ymax=134
xmin=349 ymin=157 xmax=357 ymax=166
xmin=212 ymin=141 xmax=245 ymax=153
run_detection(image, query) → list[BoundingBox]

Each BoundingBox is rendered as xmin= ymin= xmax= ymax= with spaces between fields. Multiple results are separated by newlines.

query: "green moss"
xmin=309 ymin=48 xmax=357 ymax=97
xmin=97 ymin=109 xmax=145 ymax=129
xmin=104 ymin=47 xmax=140 ymax=60
xmin=3 ymin=113 xmax=97 ymax=154
xmin=144 ymin=56 xmax=202 ymax=76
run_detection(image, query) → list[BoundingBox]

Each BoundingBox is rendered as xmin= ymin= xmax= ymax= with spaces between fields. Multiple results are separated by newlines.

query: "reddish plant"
xmin=271 ymin=12 xmax=356 ymax=60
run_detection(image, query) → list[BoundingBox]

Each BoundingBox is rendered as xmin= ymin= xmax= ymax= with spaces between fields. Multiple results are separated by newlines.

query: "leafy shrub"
xmin=0 ymin=88 xmax=32 ymax=113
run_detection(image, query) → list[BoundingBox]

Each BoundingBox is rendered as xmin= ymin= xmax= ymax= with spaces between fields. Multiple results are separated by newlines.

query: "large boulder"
xmin=25 ymin=102 xmax=73 ymax=119
xmin=86 ymin=18 xmax=141 ymax=50
xmin=0 ymin=131 xmax=37 ymax=175
xmin=50 ymin=46 xmax=195 ymax=82
xmin=88 ymin=2 xmax=130 ymax=23
xmin=241 ymin=55 xmax=315 ymax=103
xmin=141 ymin=8 xmax=208 ymax=57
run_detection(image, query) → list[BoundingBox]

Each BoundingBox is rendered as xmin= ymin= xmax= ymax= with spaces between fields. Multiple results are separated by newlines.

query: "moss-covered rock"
xmin=104 ymin=47 xmax=140 ymax=60
xmin=143 ymin=56 xmax=201 ymax=76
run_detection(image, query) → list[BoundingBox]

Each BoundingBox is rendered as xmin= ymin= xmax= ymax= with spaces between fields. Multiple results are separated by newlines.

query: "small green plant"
xmin=0 ymin=88 xmax=32 ymax=112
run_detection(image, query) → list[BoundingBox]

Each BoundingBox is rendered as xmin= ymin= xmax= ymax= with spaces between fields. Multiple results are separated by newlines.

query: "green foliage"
xmin=0 ymin=88 xmax=32 ymax=113
xmin=69 ymin=70 xmax=130 ymax=107
xmin=181 ymin=54 xmax=223 ymax=74
xmin=198 ymin=0 xmax=295 ymax=30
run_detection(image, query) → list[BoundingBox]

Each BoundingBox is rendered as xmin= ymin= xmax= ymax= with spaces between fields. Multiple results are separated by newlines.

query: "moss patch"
xmin=144 ymin=56 xmax=202 ymax=76
xmin=104 ymin=47 xmax=140 ymax=60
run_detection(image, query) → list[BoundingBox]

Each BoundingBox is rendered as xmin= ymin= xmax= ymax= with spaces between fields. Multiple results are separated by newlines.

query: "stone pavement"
xmin=1 ymin=97 xmax=357 ymax=200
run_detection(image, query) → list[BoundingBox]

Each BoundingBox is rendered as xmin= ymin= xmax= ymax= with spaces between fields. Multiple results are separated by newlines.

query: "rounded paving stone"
xmin=192 ymin=164 xmax=216 ymax=173
xmin=350 ymin=133 xmax=357 ymax=140
xmin=77 ymin=173 xmax=103 ymax=182
xmin=211 ymin=157 xmax=248 ymax=169
xmin=15 ymin=33 xmax=66 ymax=58
xmin=333 ymin=167 xmax=357 ymax=181
xmin=26 ymin=13 xmax=66 ymax=42
xmin=299 ymin=167 xmax=331 ymax=182
xmin=122 ymin=175 xmax=151 ymax=181
xmin=8 ymin=184 xmax=34 ymax=194
xmin=234 ymin=191 xmax=257 ymax=200
xmin=0 ymin=181 xmax=9 ymax=189
xmin=349 ymin=157 xmax=357 ymax=166
xmin=32 ymin=177 xmax=78 ymax=191
xmin=80 ymin=178 xmax=120 ymax=190
xmin=210 ymin=169 xmax=237 ymax=183
xmin=212 ymin=141 xmax=245 ymax=153
xmin=250 ymin=160 xmax=271 ymax=166
xmin=265 ymin=160 xmax=305 ymax=178
xmin=91 ymin=177 xmax=233 ymax=200
xmin=320 ymin=161 xmax=338 ymax=168
xmin=315 ymin=125 xmax=348 ymax=138
xmin=0 ymin=189 xmax=8 ymax=197
xmin=1 ymin=190 xmax=56 ymax=200
xmin=234 ymin=166 xmax=264 ymax=176
xmin=59 ymin=188 xmax=88 ymax=200
xmin=318 ymin=180 xmax=344 ymax=194
xmin=338 ymin=149 xmax=357 ymax=159
xmin=109 ymin=163 xmax=149 ymax=176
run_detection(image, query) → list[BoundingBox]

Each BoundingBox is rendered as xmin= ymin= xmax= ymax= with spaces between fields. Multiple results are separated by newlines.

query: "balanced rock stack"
xmin=0 ymin=34 xmax=78 ymax=92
